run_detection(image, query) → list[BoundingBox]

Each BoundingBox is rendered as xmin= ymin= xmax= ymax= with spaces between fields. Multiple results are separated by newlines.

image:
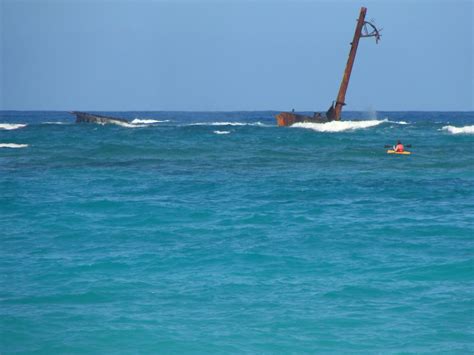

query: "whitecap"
xmin=291 ymin=119 xmax=386 ymax=132
xmin=131 ymin=119 xmax=169 ymax=124
xmin=0 ymin=123 xmax=27 ymax=130
xmin=43 ymin=121 xmax=69 ymax=125
xmin=213 ymin=130 xmax=231 ymax=135
xmin=0 ymin=143 xmax=28 ymax=148
xmin=442 ymin=125 xmax=474 ymax=135
xmin=112 ymin=121 xmax=148 ymax=128
xmin=387 ymin=120 xmax=409 ymax=125
xmin=102 ymin=120 xmax=149 ymax=128
xmin=190 ymin=121 xmax=268 ymax=127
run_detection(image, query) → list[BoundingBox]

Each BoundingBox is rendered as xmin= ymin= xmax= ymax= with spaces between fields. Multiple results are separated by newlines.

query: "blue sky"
xmin=1 ymin=0 xmax=472 ymax=111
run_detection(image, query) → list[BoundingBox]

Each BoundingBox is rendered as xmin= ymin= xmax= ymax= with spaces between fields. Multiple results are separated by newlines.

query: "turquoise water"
xmin=1 ymin=111 xmax=473 ymax=353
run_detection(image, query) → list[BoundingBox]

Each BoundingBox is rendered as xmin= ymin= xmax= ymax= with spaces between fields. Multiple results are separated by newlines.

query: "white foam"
xmin=92 ymin=120 xmax=145 ymax=128
xmin=388 ymin=120 xmax=409 ymax=125
xmin=131 ymin=119 xmax=169 ymax=124
xmin=442 ymin=125 xmax=474 ymax=135
xmin=105 ymin=118 xmax=167 ymax=127
xmin=43 ymin=121 xmax=69 ymax=125
xmin=0 ymin=123 xmax=27 ymax=130
xmin=83 ymin=118 xmax=146 ymax=128
xmin=0 ymin=143 xmax=28 ymax=148
xmin=213 ymin=130 xmax=231 ymax=135
xmin=112 ymin=121 xmax=148 ymax=128
xmin=190 ymin=121 xmax=268 ymax=127
xmin=292 ymin=119 xmax=386 ymax=132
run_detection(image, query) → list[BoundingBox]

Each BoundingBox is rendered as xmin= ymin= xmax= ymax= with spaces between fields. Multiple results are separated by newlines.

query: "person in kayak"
xmin=394 ymin=140 xmax=404 ymax=152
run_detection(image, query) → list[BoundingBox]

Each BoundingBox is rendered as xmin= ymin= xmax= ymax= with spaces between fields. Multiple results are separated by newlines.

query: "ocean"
xmin=1 ymin=111 xmax=473 ymax=353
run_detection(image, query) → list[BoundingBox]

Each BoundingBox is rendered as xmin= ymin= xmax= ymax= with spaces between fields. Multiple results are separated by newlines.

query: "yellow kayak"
xmin=387 ymin=150 xmax=411 ymax=155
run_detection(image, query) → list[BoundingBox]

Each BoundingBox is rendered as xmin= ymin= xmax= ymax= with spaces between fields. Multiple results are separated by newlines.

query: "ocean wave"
xmin=131 ymin=119 xmax=169 ymax=124
xmin=43 ymin=121 xmax=69 ymax=125
xmin=291 ymin=119 xmax=386 ymax=132
xmin=0 ymin=143 xmax=28 ymax=148
xmin=213 ymin=130 xmax=231 ymax=135
xmin=107 ymin=118 xmax=167 ymax=127
xmin=442 ymin=125 xmax=474 ymax=135
xmin=0 ymin=123 xmax=27 ymax=130
xmin=111 ymin=121 xmax=148 ymax=128
xmin=190 ymin=121 xmax=268 ymax=127
xmin=388 ymin=120 xmax=409 ymax=125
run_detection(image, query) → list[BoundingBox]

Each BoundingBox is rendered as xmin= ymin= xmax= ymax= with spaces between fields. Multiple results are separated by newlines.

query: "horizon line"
xmin=1 ymin=109 xmax=474 ymax=113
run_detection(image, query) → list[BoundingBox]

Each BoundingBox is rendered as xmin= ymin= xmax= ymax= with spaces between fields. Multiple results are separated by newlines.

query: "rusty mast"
xmin=275 ymin=7 xmax=381 ymax=126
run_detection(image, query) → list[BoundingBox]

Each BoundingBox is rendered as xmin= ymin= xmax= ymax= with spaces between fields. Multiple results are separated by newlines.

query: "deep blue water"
xmin=1 ymin=111 xmax=473 ymax=353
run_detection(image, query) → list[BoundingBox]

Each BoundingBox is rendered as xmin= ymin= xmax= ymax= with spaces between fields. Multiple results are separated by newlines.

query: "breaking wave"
xmin=112 ymin=121 xmax=148 ymax=128
xmin=442 ymin=125 xmax=474 ymax=135
xmin=0 ymin=143 xmax=28 ymax=148
xmin=106 ymin=118 xmax=169 ymax=127
xmin=388 ymin=120 xmax=409 ymax=125
xmin=131 ymin=119 xmax=169 ymax=124
xmin=292 ymin=119 xmax=386 ymax=132
xmin=213 ymin=130 xmax=231 ymax=135
xmin=43 ymin=121 xmax=69 ymax=125
xmin=190 ymin=121 xmax=268 ymax=127
xmin=0 ymin=123 xmax=27 ymax=130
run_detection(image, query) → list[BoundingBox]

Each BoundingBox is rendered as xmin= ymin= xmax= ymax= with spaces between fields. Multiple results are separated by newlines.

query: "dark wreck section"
xmin=275 ymin=103 xmax=337 ymax=126
xmin=71 ymin=111 xmax=129 ymax=125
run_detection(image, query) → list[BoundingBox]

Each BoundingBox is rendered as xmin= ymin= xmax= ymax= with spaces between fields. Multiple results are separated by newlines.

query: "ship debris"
xmin=71 ymin=111 xmax=129 ymax=125
xmin=275 ymin=7 xmax=381 ymax=126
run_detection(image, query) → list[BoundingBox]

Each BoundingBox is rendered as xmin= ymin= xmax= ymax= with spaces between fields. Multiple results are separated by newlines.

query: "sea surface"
xmin=1 ymin=111 xmax=473 ymax=353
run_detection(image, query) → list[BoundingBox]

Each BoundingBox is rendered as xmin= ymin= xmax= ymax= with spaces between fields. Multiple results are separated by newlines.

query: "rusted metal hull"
xmin=275 ymin=112 xmax=331 ymax=126
xmin=276 ymin=102 xmax=337 ymax=126
xmin=71 ymin=111 xmax=129 ymax=125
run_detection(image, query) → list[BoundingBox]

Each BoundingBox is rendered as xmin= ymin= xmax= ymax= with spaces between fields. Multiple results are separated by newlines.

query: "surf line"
xmin=0 ymin=143 xmax=29 ymax=148
xmin=70 ymin=112 xmax=158 ymax=127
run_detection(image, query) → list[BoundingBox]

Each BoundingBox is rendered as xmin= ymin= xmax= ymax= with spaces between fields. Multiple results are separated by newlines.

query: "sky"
xmin=0 ymin=0 xmax=472 ymax=111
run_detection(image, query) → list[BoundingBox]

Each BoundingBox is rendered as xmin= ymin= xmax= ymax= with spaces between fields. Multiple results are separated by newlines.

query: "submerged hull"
xmin=71 ymin=111 xmax=129 ymax=125
xmin=275 ymin=112 xmax=332 ymax=127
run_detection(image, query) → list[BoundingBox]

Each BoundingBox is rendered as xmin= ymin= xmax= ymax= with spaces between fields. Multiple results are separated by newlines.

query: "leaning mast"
xmin=332 ymin=7 xmax=368 ymax=120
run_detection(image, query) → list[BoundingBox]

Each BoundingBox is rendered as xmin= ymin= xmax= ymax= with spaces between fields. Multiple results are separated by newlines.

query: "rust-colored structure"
xmin=275 ymin=7 xmax=381 ymax=126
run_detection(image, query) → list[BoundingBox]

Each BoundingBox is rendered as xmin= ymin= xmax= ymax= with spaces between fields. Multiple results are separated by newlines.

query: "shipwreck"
xmin=275 ymin=7 xmax=381 ymax=126
xmin=70 ymin=111 xmax=129 ymax=125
